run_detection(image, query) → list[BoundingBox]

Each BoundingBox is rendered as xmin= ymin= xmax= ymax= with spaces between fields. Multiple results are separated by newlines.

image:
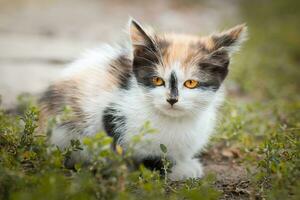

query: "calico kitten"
xmin=39 ymin=19 xmax=247 ymax=180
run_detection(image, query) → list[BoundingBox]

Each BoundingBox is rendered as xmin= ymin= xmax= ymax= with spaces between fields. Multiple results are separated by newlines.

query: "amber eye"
xmin=152 ymin=76 xmax=164 ymax=86
xmin=184 ymin=80 xmax=199 ymax=89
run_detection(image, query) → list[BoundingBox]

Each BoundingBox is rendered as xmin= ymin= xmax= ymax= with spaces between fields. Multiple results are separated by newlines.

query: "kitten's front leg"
xmin=168 ymin=158 xmax=203 ymax=181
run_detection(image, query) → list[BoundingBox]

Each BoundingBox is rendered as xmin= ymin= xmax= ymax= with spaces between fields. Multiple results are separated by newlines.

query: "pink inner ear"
xmin=130 ymin=19 xmax=154 ymax=47
xmin=226 ymin=24 xmax=247 ymax=40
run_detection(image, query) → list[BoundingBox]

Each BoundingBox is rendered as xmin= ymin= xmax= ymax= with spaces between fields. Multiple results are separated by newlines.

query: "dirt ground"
xmin=0 ymin=0 xmax=251 ymax=199
xmin=202 ymin=146 xmax=252 ymax=200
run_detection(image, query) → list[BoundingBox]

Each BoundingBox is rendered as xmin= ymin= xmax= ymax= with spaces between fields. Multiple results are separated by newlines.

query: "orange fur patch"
xmin=158 ymin=34 xmax=206 ymax=69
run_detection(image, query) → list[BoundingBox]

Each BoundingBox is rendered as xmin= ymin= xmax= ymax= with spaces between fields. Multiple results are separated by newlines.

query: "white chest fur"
xmin=114 ymin=85 xmax=218 ymax=163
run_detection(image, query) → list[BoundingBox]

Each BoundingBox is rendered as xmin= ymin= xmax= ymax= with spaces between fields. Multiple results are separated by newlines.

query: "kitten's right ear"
xmin=206 ymin=24 xmax=248 ymax=55
xmin=129 ymin=18 xmax=155 ymax=48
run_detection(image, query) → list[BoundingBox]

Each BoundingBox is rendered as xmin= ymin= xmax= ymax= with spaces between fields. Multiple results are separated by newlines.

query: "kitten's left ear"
xmin=206 ymin=24 xmax=248 ymax=55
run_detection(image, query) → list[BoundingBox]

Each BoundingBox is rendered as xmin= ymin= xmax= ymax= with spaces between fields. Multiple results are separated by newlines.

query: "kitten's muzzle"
xmin=167 ymin=97 xmax=178 ymax=106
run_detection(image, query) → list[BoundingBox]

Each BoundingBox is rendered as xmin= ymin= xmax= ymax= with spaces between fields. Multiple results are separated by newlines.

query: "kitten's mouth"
xmin=156 ymin=104 xmax=187 ymax=118
xmin=167 ymin=105 xmax=181 ymax=110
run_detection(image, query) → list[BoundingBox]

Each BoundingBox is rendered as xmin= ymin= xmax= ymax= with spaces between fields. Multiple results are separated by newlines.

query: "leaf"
xmin=116 ymin=145 xmax=123 ymax=155
xmin=160 ymin=144 xmax=167 ymax=154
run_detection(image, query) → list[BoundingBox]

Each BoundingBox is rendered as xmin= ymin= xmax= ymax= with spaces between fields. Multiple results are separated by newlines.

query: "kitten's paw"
xmin=168 ymin=159 xmax=203 ymax=181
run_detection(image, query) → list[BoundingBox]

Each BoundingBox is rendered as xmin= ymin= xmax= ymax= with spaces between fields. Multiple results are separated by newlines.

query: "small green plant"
xmin=160 ymin=143 xmax=171 ymax=183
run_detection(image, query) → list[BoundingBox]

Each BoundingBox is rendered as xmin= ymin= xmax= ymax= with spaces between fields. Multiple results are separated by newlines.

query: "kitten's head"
xmin=129 ymin=19 xmax=247 ymax=118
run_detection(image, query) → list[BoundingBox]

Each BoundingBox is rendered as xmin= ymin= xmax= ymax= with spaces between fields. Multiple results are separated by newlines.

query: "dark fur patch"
xmin=109 ymin=55 xmax=132 ymax=90
xmin=39 ymin=82 xmax=87 ymax=133
xmin=132 ymin=34 xmax=168 ymax=88
xmin=133 ymin=47 xmax=159 ymax=87
xmin=198 ymin=49 xmax=230 ymax=90
xmin=39 ymin=85 xmax=66 ymax=113
xmin=212 ymin=34 xmax=237 ymax=50
xmin=102 ymin=105 xmax=126 ymax=146
xmin=132 ymin=24 xmax=159 ymax=70
xmin=139 ymin=156 xmax=174 ymax=175
xmin=132 ymin=39 xmax=170 ymax=89
xmin=141 ymin=156 xmax=164 ymax=173
xmin=133 ymin=47 xmax=159 ymax=68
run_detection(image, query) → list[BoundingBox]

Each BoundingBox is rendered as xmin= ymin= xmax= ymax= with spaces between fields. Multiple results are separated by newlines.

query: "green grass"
xmin=0 ymin=105 xmax=221 ymax=200
xmin=0 ymin=0 xmax=300 ymax=199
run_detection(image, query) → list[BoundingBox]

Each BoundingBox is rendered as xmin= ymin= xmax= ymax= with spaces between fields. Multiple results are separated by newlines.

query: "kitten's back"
xmin=38 ymin=44 xmax=132 ymax=137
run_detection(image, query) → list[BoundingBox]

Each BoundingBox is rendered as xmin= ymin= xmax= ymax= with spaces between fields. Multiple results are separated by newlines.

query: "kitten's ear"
xmin=206 ymin=24 xmax=248 ymax=55
xmin=129 ymin=18 xmax=155 ymax=48
xmin=200 ymin=25 xmax=247 ymax=82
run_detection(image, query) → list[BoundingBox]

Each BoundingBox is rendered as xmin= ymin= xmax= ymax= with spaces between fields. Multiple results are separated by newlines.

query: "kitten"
xmin=39 ymin=19 xmax=247 ymax=180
